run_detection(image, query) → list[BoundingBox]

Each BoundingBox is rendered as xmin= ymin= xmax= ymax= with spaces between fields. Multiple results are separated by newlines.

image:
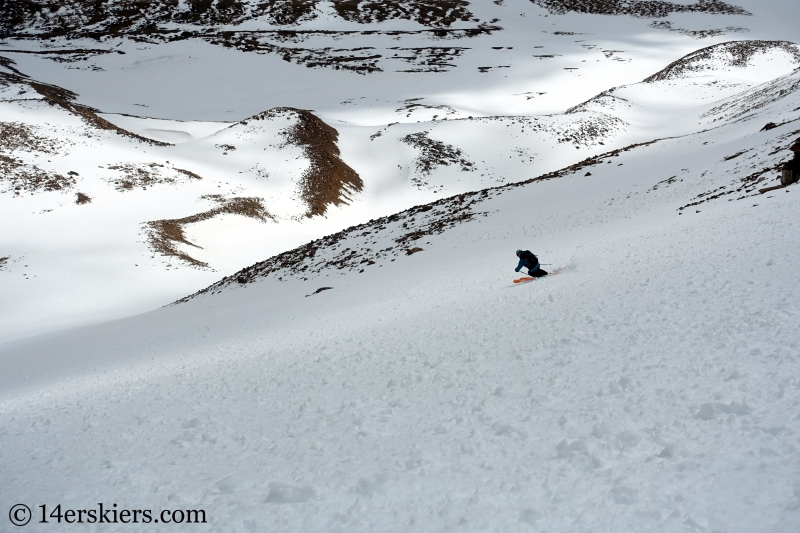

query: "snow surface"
xmin=2 ymin=0 xmax=800 ymax=531
xmin=3 ymin=119 xmax=800 ymax=531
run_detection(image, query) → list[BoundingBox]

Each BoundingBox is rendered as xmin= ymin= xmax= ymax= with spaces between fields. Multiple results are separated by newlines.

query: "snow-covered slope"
xmin=4 ymin=0 xmax=800 ymax=341
xmin=3 ymin=34 xmax=800 ymax=533
xmin=2 ymin=35 xmax=799 ymax=340
xmin=1 ymin=1 xmax=800 ymax=531
xmin=569 ymin=40 xmax=800 ymax=136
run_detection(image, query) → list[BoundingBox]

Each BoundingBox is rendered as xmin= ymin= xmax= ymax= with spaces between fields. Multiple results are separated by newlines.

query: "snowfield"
xmin=1 ymin=0 xmax=800 ymax=531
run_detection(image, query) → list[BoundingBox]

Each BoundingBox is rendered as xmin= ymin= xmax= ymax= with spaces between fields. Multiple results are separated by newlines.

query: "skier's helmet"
xmin=515 ymin=249 xmax=522 ymax=256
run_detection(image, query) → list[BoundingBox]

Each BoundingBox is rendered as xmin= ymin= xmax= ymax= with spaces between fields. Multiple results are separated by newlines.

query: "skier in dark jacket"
xmin=515 ymin=249 xmax=548 ymax=278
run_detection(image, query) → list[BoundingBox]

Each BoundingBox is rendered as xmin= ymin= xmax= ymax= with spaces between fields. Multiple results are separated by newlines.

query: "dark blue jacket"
xmin=515 ymin=251 xmax=539 ymax=272
xmin=515 ymin=258 xmax=539 ymax=272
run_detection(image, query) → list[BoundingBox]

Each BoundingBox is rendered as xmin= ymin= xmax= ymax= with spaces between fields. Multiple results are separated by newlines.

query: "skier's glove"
xmin=515 ymin=267 xmax=520 ymax=272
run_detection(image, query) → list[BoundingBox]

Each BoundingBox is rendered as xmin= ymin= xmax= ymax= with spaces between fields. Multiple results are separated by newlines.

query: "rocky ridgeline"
xmin=529 ymin=0 xmax=749 ymax=19
xmin=1 ymin=0 xmax=479 ymax=38
xmin=175 ymin=191 xmax=490 ymax=302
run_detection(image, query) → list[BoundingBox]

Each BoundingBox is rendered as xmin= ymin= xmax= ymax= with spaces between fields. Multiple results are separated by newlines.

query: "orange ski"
xmin=513 ymin=268 xmax=561 ymax=284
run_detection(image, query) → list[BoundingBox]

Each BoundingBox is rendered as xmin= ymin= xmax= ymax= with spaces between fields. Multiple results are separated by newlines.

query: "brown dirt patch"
xmin=0 ymin=154 xmax=74 ymax=195
xmin=3 ymin=5 xmax=497 ymax=74
xmin=0 ymin=121 xmax=61 ymax=153
xmin=401 ymin=131 xmax=475 ymax=186
xmin=75 ymin=191 xmax=92 ymax=204
xmin=146 ymin=197 xmax=274 ymax=267
xmin=305 ymin=286 xmax=333 ymax=297
xmin=0 ymin=122 xmax=72 ymax=194
xmin=244 ymin=108 xmax=362 ymax=217
xmin=106 ymin=163 xmax=203 ymax=192
xmin=289 ymin=110 xmax=363 ymax=216
xmin=175 ymin=168 xmax=204 ymax=181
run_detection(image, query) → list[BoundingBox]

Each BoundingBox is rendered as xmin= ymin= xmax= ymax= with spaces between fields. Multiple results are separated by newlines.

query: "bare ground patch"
xmin=401 ymin=131 xmax=475 ymax=186
xmin=2 ymin=0 xmax=479 ymax=37
xmin=0 ymin=121 xmax=61 ymax=153
xmin=106 ymin=163 xmax=203 ymax=192
xmin=0 ymin=121 xmax=73 ymax=194
xmin=3 ymin=5 xmax=498 ymax=75
xmin=390 ymin=47 xmax=469 ymax=73
xmin=213 ymin=42 xmax=474 ymax=75
xmin=332 ymin=0 xmax=475 ymax=26
xmin=649 ymin=20 xmax=748 ymax=39
xmin=212 ymin=34 xmax=384 ymax=74
xmin=0 ymin=154 xmax=73 ymax=195
xmin=146 ymin=197 xmax=274 ymax=268
xmin=243 ymin=108 xmax=362 ymax=217
xmin=529 ymin=0 xmax=750 ymax=18
xmin=465 ymin=114 xmax=625 ymax=148
xmin=396 ymin=99 xmax=458 ymax=117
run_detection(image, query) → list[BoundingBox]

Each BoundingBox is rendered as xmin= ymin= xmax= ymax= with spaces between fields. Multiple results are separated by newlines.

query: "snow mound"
xmin=644 ymin=40 xmax=800 ymax=83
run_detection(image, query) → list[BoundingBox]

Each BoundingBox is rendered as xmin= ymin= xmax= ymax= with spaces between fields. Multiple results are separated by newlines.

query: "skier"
xmin=515 ymin=249 xmax=548 ymax=278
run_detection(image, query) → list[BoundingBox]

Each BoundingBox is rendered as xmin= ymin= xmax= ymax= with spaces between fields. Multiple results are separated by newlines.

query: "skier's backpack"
xmin=520 ymin=250 xmax=537 ymax=264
